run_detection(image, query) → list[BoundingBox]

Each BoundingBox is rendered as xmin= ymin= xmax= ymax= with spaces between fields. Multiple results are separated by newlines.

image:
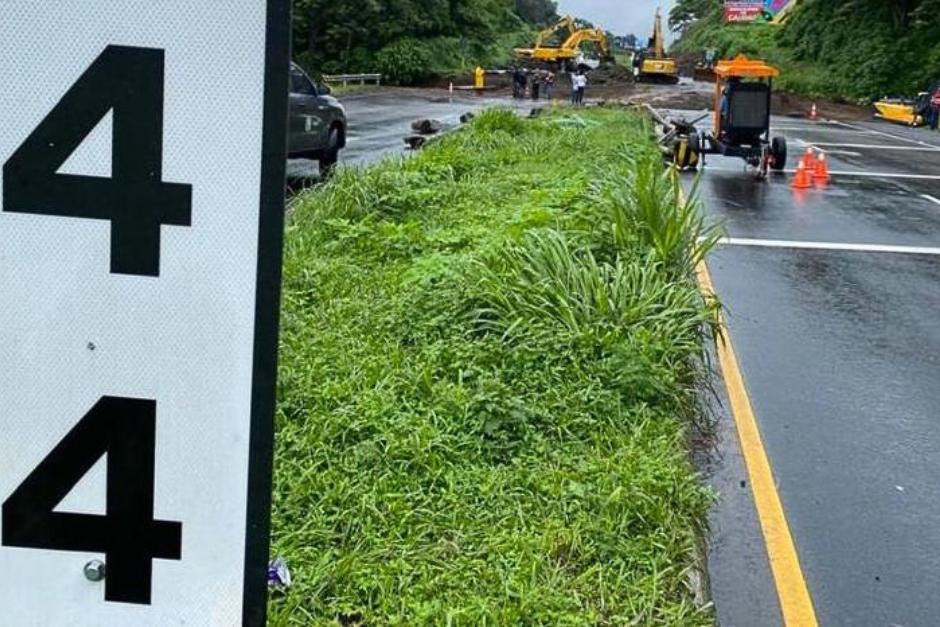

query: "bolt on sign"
xmin=0 ymin=2 xmax=289 ymax=625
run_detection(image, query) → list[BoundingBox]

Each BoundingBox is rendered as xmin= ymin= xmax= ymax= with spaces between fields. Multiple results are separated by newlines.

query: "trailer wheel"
xmin=688 ymin=131 xmax=701 ymax=156
xmin=770 ymin=136 xmax=787 ymax=171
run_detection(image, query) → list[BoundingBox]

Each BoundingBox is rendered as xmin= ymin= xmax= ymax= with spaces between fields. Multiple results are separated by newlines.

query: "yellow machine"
xmin=633 ymin=8 xmax=678 ymax=83
xmin=514 ymin=15 xmax=612 ymax=68
xmin=873 ymin=97 xmax=927 ymax=127
xmin=532 ymin=15 xmax=577 ymax=50
xmin=693 ymin=49 xmax=718 ymax=82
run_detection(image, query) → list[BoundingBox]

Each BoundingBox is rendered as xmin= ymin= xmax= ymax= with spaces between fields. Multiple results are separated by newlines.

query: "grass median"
xmin=270 ymin=107 xmax=720 ymax=625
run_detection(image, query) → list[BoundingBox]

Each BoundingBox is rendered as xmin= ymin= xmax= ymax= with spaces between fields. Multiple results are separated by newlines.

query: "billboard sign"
xmin=724 ymin=1 xmax=765 ymax=22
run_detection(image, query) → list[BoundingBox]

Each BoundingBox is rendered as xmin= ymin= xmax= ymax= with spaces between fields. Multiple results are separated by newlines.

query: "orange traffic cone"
xmin=813 ymin=151 xmax=831 ymax=182
xmin=792 ymin=161 xmax=813 ymax=189
xmin=810 ymin=103 xmax=818 ymax=120
xmin=801 ymin=147 xmax=817 ymax=170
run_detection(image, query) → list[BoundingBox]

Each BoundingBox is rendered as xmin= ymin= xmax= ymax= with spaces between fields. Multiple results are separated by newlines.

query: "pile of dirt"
xmin=674 ymin=51 xmax=703 ymax=77
xmin=589 ymin=62 xmax=635 ymax=85
xmin=773 ymin=91 xmax=870 ymax=121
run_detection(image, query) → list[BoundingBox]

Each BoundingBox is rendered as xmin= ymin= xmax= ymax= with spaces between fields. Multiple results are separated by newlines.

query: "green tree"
xmin=672 ymin=0 xmax=940 ymax=100
xmin=514 ymin=0 xmax=559 ymax=25
xmin=292 ymin=0 xmax=546 ymax=82
xmin=669 ymin=0 xmax=719 ymax=32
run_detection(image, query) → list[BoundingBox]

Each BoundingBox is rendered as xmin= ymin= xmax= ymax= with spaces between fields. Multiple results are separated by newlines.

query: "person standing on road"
xmin=571 ymin=70 xmax=587 ymax=105
xmin=531 ymin=71 xmax=542 ymax=100
xmin=544 ymin=70 xmax=555 ymax=101
xmin=512 ymin=67 xmax=527 ymax=99
xmin=929 ymin=80 xmax=940 ymax=131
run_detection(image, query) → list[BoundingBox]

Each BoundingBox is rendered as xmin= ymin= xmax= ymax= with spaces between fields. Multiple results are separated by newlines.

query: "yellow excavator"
xmin=632 ymin=8 xmax=679 ymax=83
xmin=514 ymin=15 xmax=612 ymax=70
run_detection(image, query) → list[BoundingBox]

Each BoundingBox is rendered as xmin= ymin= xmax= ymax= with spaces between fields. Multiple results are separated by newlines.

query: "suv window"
xmin=290 ymin=68 xmax=317 ymax=96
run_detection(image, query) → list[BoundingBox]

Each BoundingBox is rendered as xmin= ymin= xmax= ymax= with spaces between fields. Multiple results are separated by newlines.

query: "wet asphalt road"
xmin=287 ymin=89 xmax=534 ymax=181
xmin=686 ymin=113 xmax=940 ymax=625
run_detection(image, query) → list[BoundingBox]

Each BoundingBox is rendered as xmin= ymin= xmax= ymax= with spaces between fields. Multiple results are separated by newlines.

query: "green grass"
xmin=270 ymin=107 xmax=719 ymax=625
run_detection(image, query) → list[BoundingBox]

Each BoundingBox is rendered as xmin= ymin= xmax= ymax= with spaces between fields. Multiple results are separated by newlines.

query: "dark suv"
xmin=289 ymin=63 xmax=347 ymax=174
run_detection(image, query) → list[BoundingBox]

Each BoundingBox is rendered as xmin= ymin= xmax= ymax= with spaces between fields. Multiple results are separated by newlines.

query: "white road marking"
xmin=827 ymin=170 xmax=940 ymax=180
xmin=718 ymin=237 xmax=940 ymax=256
xmin=771 ymin=125 xmax=863 ymax=133
xmin=922 ymin=194 xmax=940 ymax=207
xmin=830 ymin=120 xmax=940 ymax=149
xmin=800 ymin=141 xmax=940 ymax=152
xmin=811 ymin=149 xmax=862 ymax=157
xmin=705 ymin=166 xmax=940 ymax=180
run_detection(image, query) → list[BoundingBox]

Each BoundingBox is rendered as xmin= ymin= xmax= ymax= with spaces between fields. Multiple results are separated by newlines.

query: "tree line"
xmin=292 ymin=0 xmax=559 ymax=84
xmin=670 ymin=0 xmax=940 ymax=100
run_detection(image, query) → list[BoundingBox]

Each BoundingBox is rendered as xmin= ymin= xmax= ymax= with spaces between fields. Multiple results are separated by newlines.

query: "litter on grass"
xmin=267 ymin=557 xmax=292 ymax=590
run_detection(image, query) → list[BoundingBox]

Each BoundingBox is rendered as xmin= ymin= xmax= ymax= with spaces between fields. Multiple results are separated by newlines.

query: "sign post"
xmin=0 ymin=2 xmax=289 ymax=625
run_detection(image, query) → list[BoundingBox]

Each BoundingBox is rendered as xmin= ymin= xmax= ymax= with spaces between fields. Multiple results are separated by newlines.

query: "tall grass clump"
xmin=476 ymin=231 xmax=712 ymax=347
xmin=595 ymin=152 xmax=722 ymax=279
xmin=271 ymin=107 xmax=719 ymax=626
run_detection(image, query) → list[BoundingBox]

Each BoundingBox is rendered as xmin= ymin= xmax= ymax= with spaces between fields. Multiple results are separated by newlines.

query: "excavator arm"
xmin=515 ymin=16 xmax=612 ymax=65
xmin=561 ymin=29 xmax=611 ymax=60
xmin=650 ymin=8 xmax=665 ymax=59
xmin=534 ymin=15 xmax=577 ymax=48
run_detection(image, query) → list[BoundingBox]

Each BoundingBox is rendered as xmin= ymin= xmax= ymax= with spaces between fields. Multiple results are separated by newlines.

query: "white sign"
xmin=0 ymin=2 xmax=289 ymax=625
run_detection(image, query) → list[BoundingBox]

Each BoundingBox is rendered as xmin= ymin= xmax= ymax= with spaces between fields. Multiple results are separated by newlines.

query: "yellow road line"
xmin=696 ymin=259 xmax=819 ymax=627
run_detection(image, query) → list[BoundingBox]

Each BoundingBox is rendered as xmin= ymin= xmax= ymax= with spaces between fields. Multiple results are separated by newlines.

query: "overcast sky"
xmin=556 ymin=0 xmax=676 ymax=39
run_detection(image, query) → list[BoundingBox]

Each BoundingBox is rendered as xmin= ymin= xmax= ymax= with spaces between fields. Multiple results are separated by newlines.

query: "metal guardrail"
xmin=321 ymin=73 xmax=382 ymax=87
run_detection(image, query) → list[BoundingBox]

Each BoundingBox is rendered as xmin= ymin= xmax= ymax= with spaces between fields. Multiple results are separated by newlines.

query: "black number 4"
xmin=2 ymin=397 xmax=183 ymax=605
xmin=3 ymin=45 xmax=192 ymax=277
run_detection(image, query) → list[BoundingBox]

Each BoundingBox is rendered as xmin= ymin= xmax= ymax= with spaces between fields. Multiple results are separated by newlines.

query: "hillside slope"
xmin=671 ymin=0 xmax=940 ymax=101
xmin=291 ymin=0 xmax=558 ymax=84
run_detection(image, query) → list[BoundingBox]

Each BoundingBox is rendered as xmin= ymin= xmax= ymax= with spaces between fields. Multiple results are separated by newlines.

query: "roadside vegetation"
xmin=671 ymin=0 xmax=940 ymax=101
xmin=291 ymin=0 xmax=559 ymax=84
xmin=270 ymin=107 xmax=720 ymax=625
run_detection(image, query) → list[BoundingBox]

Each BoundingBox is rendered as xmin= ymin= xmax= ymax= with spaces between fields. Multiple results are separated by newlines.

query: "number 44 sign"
xmin=1 ymin=3 xmax=289 ymax=626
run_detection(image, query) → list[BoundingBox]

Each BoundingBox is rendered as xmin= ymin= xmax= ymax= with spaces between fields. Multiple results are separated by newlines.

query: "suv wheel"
xmin=319 ymin=127 xmax=341 ymax=177
xmin=770 ymin=136 xmax=787 ymax=171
